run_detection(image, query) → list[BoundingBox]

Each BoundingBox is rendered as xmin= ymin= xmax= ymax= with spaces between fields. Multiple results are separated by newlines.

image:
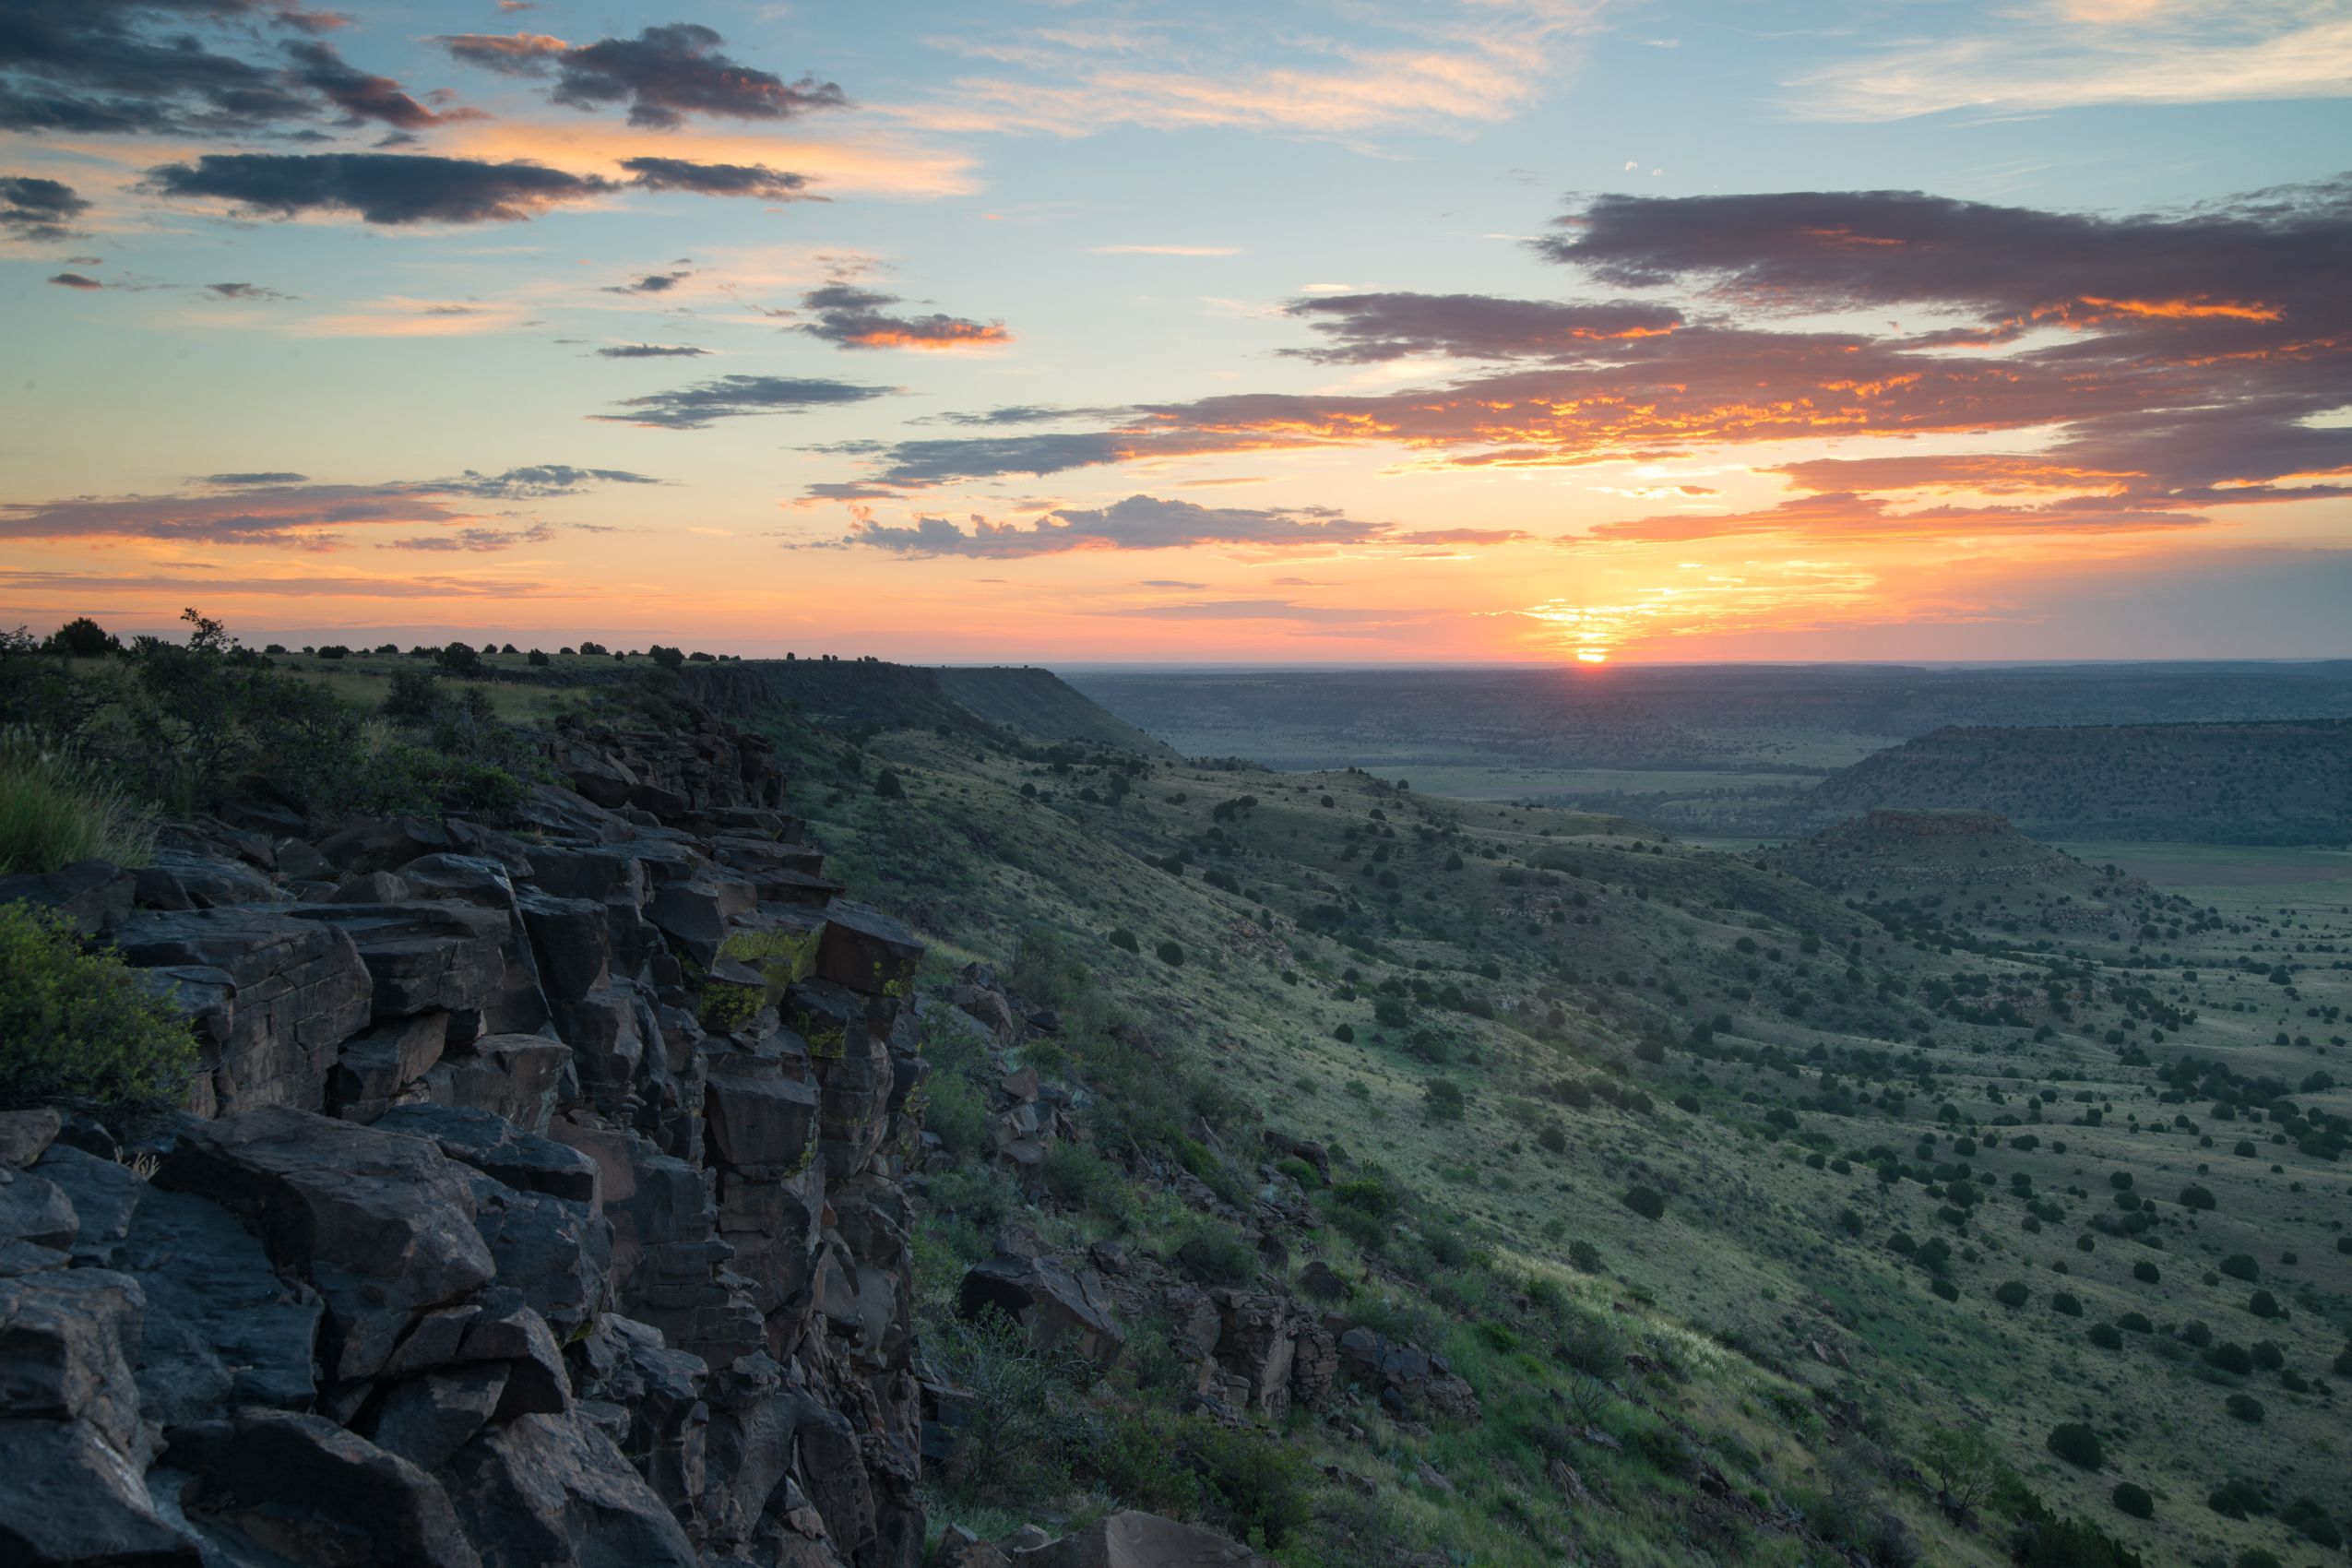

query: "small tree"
xmin=44 ymin=617 xmax=120 ymax=658
xmin=1622 ymin=1185 xmax=1666 ymax=1220
xmin=1918 ymin=1426 xmax=2000 ymax=1514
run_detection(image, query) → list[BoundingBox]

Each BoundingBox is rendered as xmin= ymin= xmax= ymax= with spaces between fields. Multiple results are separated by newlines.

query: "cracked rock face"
xmin=4 ymin=709 xmax=933 ymax=1568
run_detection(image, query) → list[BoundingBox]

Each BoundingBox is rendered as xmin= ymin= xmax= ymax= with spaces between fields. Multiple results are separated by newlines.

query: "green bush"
xmin=1994 ymin=1280 xmax=2030 ymax=1308
xmin=1170 ymin=1220 xmax=1257 ymax=1287
xmin=2208 ymin=1479 xmax=2267 ymax=1519
xmin=2223 ymin=1393 xmax=2264 ymax=1424
xmin=2282 ymin=1498 xmax=2343 ymax=1549
xmin=2046 ymin=1422 xmax=2104 ymax=1470
xmin=1622 ymin=1184 xmax=1666 ymax=1220
xmin=2219 ymin=1253 xmax=2259 ymax=1281
xmin=0 ymin=901 xmax=195 ymax=1106
xmin=2131 ymin=1260 xmax=2159 ymax=1283
xmin=0 ymin=731 xmax=155 ymax=876
xmin=1155 ymin=938 xmax=1186 ymax=967
xmin=1107 ymin=926 xmax=1139 ymax=954
xmin=1043 ymin=1140 xmax=1131 ymax=1223
xmin=1179 ymin=1417 xmax=1315 ymax=1547
xmin=2111 ymin=1482 xmax=2154 ymax=1519
xmin=928 ymin=1307 xmax=1094 ymax=1506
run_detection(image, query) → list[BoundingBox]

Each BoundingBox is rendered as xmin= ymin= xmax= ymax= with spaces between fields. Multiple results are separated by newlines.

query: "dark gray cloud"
xmin=804 ymin=178 xmax=2352 ymax=551
xmin=606 ymin=268 xmax=689 ymax=294
xmin=282 ymin=39 xmax=446 ymax=130
xmin=840 ymin=493 xmax=1380 ymax=558
xmin=0 ymin=173 xmax=90 ymax=240
xmin=795 ymin=281 xmax=1009 ymax=350
xmin=144 ymin=151 xmax=615 ymax=225
xmin=438 ymin=23 xmax=848 ymax=130
xmin=205 ymin=280 xmax=293 ymax=301
xmin=1535 ymin=178 xmax=2352 ymax=335
xmin=381 ymin=522 xmax=558 ymax=552
xmin=827 ymin=432 xmax=1132 ymax=488
xmin=0 ymin=2 xmax=452 ymax=139
xmin=0 ymin=464 xmax=657 ymax=545
xmin=438 ymin=465 xmax=660 ymax=499
xmin=595 ymin=343 xmax=707 ymax=359
xmin=46 ymin=270 xmax=101 ymax=289
xmin=1279 ymin=292 xmax=1684 ymax=362
xmin=621 ymin=156 xmax=818 ymax=201
xmin=931 ymin=403 xmax=1119 ymax=427
xmin=593 ymin=374 xmax=893 ymax=430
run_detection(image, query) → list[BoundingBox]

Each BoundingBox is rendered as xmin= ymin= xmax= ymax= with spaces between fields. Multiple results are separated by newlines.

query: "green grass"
xmin=0 ymin=729 xmax=156 ymax=876
xmin=743 ymin=708 xmax=2352 ymax=1564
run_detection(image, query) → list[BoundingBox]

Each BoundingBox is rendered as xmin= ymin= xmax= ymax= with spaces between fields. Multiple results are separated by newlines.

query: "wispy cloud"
xmin=1786 ymin=0 xmax=2352 ymax=121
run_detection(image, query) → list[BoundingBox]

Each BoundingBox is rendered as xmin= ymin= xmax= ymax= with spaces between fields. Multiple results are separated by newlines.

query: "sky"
xmin=2 ymin=0 xmax=2349 ymax=664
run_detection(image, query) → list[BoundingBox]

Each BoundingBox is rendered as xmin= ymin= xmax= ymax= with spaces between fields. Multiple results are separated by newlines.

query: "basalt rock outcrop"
xmin=0 ymin=707 xmax=932 ymax=1568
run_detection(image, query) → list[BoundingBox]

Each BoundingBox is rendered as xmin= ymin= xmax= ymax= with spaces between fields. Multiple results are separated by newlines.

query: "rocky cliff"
xmin=1 ymin=707 xmax=935 ymax=1568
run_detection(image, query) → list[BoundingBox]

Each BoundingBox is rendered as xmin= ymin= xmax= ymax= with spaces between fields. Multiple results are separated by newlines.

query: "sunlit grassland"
xmin=774 ymin=717 xmax=2350 ymax=1565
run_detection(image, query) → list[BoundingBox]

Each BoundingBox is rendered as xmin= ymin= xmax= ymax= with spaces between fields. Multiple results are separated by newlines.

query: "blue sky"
xmin=3 ymin=0 xmax=2348 ymax=659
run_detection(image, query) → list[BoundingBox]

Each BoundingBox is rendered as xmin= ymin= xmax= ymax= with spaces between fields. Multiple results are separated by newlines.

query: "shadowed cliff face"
xmin=0 ymin=707 xmax=936 ymax=1568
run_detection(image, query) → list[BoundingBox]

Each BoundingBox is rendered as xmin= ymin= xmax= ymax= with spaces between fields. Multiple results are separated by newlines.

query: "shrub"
xmin=1107 ymin=927 xmax=1139 ymax=954
xmin=0 ymin=731 xmax=156 ymax=876
xmin=2204 ymin=1341 xmax=2254 ymax=1375
xmin=928 ymin=1308 xmax=1093 ymax=1506
xmin=2051 ymin=1291 xmax=2084 ymax=1317
xmin=1170 ymin=1221 xmax=1257 ymax=1288
xmin=1331 ymin=1022 xmax=1354 ymax=1042
xmin=1155 ymin=939 xmax=1185 ymax=967
xmin=1044 ymin=1141 xmax=1130 ymax=1220
xmin=872 ymin=767 xmax=903 ymax=800
xmin=2283 ymin=1497 xmax=2343 ymax=1549
xmin=2223 ymin=1393 xmax=2264 ymax=1423
xmin=1622 ymin=1184 xmax=1666 ymax=1220
xmin=2233 ymin=1552 xmax=2282 ymax=1568
xmin=1995 ymin=1280 xmax=2031 ymax=1308
xmin=1538 ymin=1123 xmax=1567 ymax=1155
xmin=924 ymin=1073 xmax=992 ymax=1158
xmin=2178 ymin=1184 xmax=2215 ymax=1210
xmin=0 ymin=902 xmax=196 ymax=1107
xmin=1424 ymin=1079 xmax=1466 ymax=1122
xmin=1180 ymin=1418 xmax=1314 ymax=1547
xmin=2247 ymin=1289 xmax=2280 ymax=1318
xmin=2111 ymin=1482 xmax=2154 ymax=1519
xmin=2046 ymin=1422 xmax=2104 ymax=1470
xmin=2131 ymin=1260 xmax=2160 ymax=1284
xmin=2219 ymin=1253 xmax=2260 ymax=1281
xmin=2208 ymin=1479 xmax=2267 ymax=1519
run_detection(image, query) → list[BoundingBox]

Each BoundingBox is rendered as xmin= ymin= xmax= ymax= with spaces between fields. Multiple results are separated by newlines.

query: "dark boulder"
xmin=168 ymin=1408 xmax=482 ymax=1568
xmin=957 ymin=1253 xmax=1123 ymax=1366
xmin=442 ymin=1409 xmax=700 ymax=1568
xmin=113 ymin=906 xmax=373 ymax=1116
xmin=0 ymin=858 xmax=137 ymax=937
xmin=375 ymin=1104 xmax=600 ymax=1204
xmin=816 ymin=899 xmax=923 ymax=998
xmin=157 ymin=1107 xmax=496 ymax=1383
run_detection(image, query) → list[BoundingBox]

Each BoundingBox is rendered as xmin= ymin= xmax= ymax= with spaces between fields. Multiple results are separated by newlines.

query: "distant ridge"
xmin=1794 ymin=719 xmax=2352 ymax=844
xmin=682 ymin=659 xmax=1177 ymax=755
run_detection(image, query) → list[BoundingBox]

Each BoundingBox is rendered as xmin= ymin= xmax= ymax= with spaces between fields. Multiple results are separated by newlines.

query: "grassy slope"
xmin=762 ymin=710 xmax=2350 ymax=1566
